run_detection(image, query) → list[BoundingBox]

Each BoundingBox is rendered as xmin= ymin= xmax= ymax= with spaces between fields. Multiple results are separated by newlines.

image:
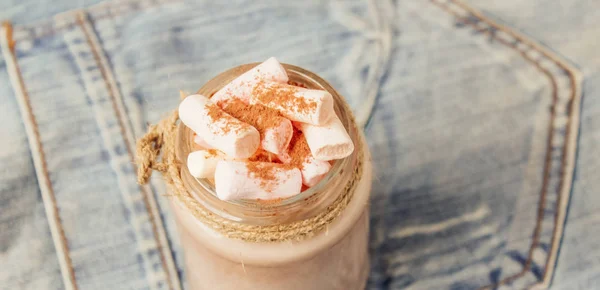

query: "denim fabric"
xmin=0 ymin=0 xmax=598 ymax=289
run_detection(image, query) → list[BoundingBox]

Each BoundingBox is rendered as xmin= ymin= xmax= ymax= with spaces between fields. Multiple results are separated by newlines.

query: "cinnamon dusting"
xmin=205 ymin=149 xmax=219 ymax=158
xmin=205 ymin=103 xmax=246 ymax=135
xmin=286 ymin=128 xmax=312 ymax=169
xmin=252 ymin=80 xmax=317 ymax=115
xmin=245 ymin=162 xmax=289 ymax=192
xmin=220 ymin=98 xmax=284 ymax=137
xmin=248 ymin=149 xmax=278 ymax=163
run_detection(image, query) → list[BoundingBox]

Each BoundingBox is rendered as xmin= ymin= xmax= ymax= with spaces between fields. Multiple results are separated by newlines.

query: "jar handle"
xmin=136 ymin=111 xmax=179 ymax=184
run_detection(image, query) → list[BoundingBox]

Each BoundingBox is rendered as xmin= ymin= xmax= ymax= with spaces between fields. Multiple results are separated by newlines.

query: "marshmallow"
xmin=187 ymin=150 xmax=227 ymax=178
xmin=211 ymin=57 xmax=288 ymax=104
xmin=193 ymin=135 xmax=214 ymax=149
xmin=300 ymin=159 xmax=332 ymax=187
xmin=214 ymin=161 xmax=302 ymax=201
xmin=251 ymin=82 xmax=334 ymax=126
xmin=179 ymin=94 xmax=260 ymax=158
xmin=261 ymin=117 xmax=293 ymax=155
xmin=296 ymin=115 xmax=354 ymax=161
xmin=275 ymin=152 xmax=292 ymax=164
xmin=276 ymin=152 xmax=332 ymax=187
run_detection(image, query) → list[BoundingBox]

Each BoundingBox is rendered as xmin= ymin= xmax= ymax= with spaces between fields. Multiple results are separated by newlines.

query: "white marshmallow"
xmin=179 ymin=94 xmax=260 ymax=159
xmin=275 ymin=151 xmax=292 ymax=164
xmin=251 ymin=82 xmax=334 ymax=126
xmin=187 ymin=150 xmax=226 ymax=178
xmin=193 ymin=135 xmax=214 ymax=149
xmin=300 ymin=159 xmax=332 ymax=187
xmin=211 ymin=57 xmax=288 ymax=104
xmin=214 ymin=161 xmax=302 ymax=201
xmin=261 ymin=117 xmax=293 ymax=155
xmin=296 ymin=115 xmax=354 ymax=161
xmin=276 ymin=152 xmax=332 ymax=187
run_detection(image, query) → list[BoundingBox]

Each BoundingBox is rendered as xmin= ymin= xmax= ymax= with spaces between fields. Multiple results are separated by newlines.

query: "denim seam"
xmin=63 ymin=15 xmax=170 ymax=290
xmin=430 ymin=0 xmax=583 ymax=289
xmin=0 ymin=23 xmax=79 ymax=290
xmin=54 ymin=13 xmax=170 ymax=289
xmin=74 ymin=11 xmax=181 ymax=290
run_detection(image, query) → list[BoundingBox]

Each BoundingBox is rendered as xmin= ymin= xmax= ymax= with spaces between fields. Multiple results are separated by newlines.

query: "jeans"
xmin=1 ymin=0 xmax=599 ymax=289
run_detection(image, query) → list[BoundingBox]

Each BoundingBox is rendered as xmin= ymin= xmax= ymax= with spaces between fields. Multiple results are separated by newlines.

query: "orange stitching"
xmin=430 ymin=1 xmax=579 ymax=289
xmin=1 ymin=22 xmax=79 ymax=290
xmin=76 ymin=13 xmax=176 ymax=290
xmin=1 ymin=22 xmax=15 ymax=50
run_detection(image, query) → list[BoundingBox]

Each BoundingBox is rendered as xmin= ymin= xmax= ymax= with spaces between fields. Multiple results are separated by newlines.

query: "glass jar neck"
xmin=176 ymin=63 xmax=360 ymax=226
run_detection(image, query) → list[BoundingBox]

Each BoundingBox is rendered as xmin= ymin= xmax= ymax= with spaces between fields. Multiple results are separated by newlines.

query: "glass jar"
xmin=171 ymin=63 xmax=373 ymax=290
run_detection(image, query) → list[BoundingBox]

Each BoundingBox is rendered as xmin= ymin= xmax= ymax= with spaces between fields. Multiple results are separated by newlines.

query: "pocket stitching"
xmin=430 ymin=0 xmax=583 ymax=289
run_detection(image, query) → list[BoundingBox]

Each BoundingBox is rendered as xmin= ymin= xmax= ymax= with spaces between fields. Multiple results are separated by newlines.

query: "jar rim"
xmin=176 ymin=63 xmax=359 ymax=221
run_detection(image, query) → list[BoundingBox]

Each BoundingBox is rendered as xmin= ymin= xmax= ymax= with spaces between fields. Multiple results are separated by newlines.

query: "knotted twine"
xmin=136 ymin=109 xmax=363 ymax=243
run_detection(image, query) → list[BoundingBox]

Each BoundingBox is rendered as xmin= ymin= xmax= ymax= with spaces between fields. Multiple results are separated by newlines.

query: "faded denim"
xmin=0 ymin=0 xmax=598 ymax=289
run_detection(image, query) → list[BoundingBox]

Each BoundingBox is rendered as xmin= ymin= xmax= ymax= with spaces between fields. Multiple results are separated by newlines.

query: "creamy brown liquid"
xmin=171 ymin=147 xmax=372 ymax=290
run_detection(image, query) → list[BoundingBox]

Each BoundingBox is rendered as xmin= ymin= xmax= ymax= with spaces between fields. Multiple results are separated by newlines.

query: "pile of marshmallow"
xmin=179 ymin=57 xmax=354 ymax=201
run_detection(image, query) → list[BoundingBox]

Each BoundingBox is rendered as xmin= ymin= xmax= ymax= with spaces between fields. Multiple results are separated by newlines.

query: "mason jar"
xmin=171 ymin=63 xmax=373 ymax=290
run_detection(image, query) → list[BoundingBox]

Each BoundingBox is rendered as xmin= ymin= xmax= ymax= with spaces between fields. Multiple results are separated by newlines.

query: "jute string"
xmin=136 ymin=110 xmax=363 ymax=243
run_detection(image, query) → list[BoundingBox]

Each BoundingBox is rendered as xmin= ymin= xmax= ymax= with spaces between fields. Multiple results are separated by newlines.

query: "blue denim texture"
xmin=0 ymin=0 xmax=598 ymax=289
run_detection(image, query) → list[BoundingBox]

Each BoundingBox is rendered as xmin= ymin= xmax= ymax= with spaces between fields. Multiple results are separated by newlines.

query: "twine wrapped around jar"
xmin=135 ymin=107 xmax=363 ymax=243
